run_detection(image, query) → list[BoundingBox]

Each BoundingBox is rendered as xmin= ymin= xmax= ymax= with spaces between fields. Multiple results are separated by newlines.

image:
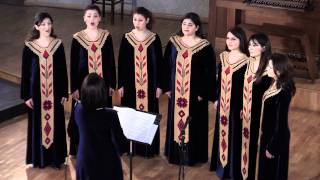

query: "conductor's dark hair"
xmin=27 ymin=12 xmax=57 ymax=41
xmin=270 ymin=53 xmax=296 ymax=96
xmin=133 ymin=7 xmax=153 ymax=30
xmin=176 ymin=12 xmax=205 ymax=38
xmin=84 ymin=4 xmax=101 ymax=16
xmin=81 ymin=73 xmax=108 ymax=111
xmin=225 ymin=26 xmax=249 ymax=56
xmin=248 ymin=33 xmax=272 ymax=82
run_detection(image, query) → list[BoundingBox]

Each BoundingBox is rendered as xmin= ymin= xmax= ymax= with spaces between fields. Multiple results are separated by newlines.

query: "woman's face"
xmin=266 ymin=60 xmax=277 ymax=78
xmin=35 ymin=18 xmax=52 ymax=37
xmin=248 ymin=39 xmax=263 ymax=58
xmin=133 ymin=13 xmax=148 ymax=31
xmin=181 ymin=18 xmax=198 ymax=37
xmin=226 ymin=32 xmax=240 ymax=51
xmin=84 ymin=9 xmax=101 ymax=29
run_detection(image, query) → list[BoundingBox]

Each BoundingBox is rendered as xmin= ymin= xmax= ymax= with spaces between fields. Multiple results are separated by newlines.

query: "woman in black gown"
xmin=117 ymin=7 xmax=163 ymax=157
xmin=21 ymin=12 xmax=68 ymax=168
xmin=163 ymin=12 xmax=216 ymax=166
xmin=75 ymin=73 xmax=127 ymax=180
xmin=257 ymin=53 xmax=295 ymax=180
xmin=210 ymin=26 xmax=249 ymax=179
xmin=68 ymin=5 xmax=116 ymax=156
xmin=240 ymin=33 xmax=274 ymax=180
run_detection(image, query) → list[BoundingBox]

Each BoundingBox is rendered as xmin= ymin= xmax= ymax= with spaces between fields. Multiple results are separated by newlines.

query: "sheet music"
xmin=113 ymin=106 xmax=159 ymax=145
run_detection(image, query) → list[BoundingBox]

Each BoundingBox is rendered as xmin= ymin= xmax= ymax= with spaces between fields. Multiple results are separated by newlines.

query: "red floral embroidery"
xmin=224 ymin=66 xmax=230 ymax=75
xmin=182 ymin=50 xmax=188 ymax=59
xmin=138 ymin=44 xmax=144 ymax=52
xmin=139 ymin=104 xmax=144 ymax=110
xmin=243 ymin=127 xmax=249 ymax=139
xmin=91 ymin=43 xmax=97 ymax=52
xmin=43 ymin=50 xmax=49 ymax=59
xmin=43 ymin=100 xmax=52 ymax=111
xmin=221 ymin=129 xmax=226 ymax=137
xmin=178 ymin=110 xmax=185 ymax=117
xmin=177 ymin=97 xmax=188 ymax=108
xmin=44 ymin=123 xmax=51 ymax=136
xmin=45 ymin=114 xmax=51 ymax=120
xmin=221 ymin=139 xmax=227 ymax=152
xmin=220 ymin=115 xmax=228 ymax=126
xmin=137 ymin=89 xmax=146 ymax=99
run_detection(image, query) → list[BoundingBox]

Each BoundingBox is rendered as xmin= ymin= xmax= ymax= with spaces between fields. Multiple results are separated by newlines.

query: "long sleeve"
xmin=102 ymin=35 xmax=116 ymax=89
xmin=54 ymin=43 xmax=69 ymax=98
xmin=266 ymin=90 xmax=291 ymax=155
xmin=20 ymin=46 xmax=32 ymax=101
xmin=200 ymin=45 xmax=216 ymax=102
xmin=162 ymin=41 xmax=174 ymax=93
xmin=117 ymin=35 xmax=127 ymax=89
xmin=215 ymin=63 xmax=222 ymax=102
xmin=210 ymin=45 xmax=217 ymax=102
xmin=154 ymin=34 xmax=163 ymax=89
xmin=70 ymin=38 xmax=80 ymax=93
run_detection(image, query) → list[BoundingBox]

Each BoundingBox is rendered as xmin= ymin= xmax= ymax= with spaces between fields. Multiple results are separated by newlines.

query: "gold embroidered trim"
xmin=240 ymin=59 xmax=256 ymax=179
xmin=170 ymin=35 xmax=210 ymax=143
xmin=73 ymin=29 xmax=109 ymax=77
xmin=218 ymin=51 xmax=248 ymax=167
xmin=25 ymin=39 xmax=62 ymax=149
xmin=255 ymin=82 xmax=281 ymax=179
xmin=240 ymin=58 xmax=269 ymax=179
xmin=125 ymin=32 xmax=156 ymax=111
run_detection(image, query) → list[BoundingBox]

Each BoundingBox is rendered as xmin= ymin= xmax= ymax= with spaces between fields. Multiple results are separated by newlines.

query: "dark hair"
xmin=27 ymin=12 xmax=57 ymax=41
xmin=270 ymin=53 xmax=296 ymax=96
xmin=81 ymin=73 xmax=108 ymax=111
xmin=225 ymin=26 xmax=249 ymax=56
xmin=176 ymin=12 xmax=205 ymax=38
xmin=248 ymin=33 xmax=272 ymax=81
xmin=133 ymin=7 xmax=153 ymax=30
xmin=84 ymin=4 xmax=101 ymax=16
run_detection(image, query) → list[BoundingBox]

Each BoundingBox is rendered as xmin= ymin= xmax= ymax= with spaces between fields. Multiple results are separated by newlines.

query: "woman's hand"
xmin=240 ymin=110 xmax=243 ymax=119
xmin=213 ymin=101 xmax=218 ymax=110
xmin=72 ymin=90 xmax=79 ymax=100
xmin=61 ymin=97 xmax=67 ymax=105
xmin=265 ymin=150 xmax=274 ymax=159
xmin=109 ymin=88 xmax=115 ymax=96
xmin=165 ymin=91 xmax=171 ymax=98
xmin=118 ymin=87 xmax=124 ymax=97
xmin=25 ymin=98 xmax=34 ymax=109
xmin=156 ymin=88 xmax=162 ymax=98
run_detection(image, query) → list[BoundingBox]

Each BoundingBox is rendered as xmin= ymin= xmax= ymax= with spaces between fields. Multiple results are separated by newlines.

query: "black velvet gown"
xmin=21 ymin=39 xmax=68 ymax=168
xmin=68 ymin=29 xmax=116 ymax=155
xmin=75 ymin=103 xmax=127 ymax=180
xmin=117 ymin=32 xmax=163 ymax=157
xmin=210 ymin=51 xmax=248 ymax=179
xmin=257 ymin=84 xmax=292 ymax=180
xmin=240 ymin=59 xmax=272 ymax=180
xmin=163 ymin=36 xmax=216 ymax=166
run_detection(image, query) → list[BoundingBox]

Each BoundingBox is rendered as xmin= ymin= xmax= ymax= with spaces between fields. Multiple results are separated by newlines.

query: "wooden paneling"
xmin=212 ymin=0 xmax=320 ymax=55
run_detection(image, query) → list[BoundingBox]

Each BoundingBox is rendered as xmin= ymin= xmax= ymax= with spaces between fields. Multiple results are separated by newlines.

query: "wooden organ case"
xmin=208 ymin=0 xmax=320 ymax=81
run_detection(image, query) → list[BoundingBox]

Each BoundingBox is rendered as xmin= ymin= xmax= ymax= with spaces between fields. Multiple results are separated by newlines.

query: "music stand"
xmin=114 ymin=106 xmax=161 ymax=180
xmin=178 ymin=116 xmax=191 ymax=180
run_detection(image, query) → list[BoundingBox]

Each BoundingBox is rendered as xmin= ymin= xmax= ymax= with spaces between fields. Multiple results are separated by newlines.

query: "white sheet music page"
xmin=113 ymin=106 xmax=158 ymax=145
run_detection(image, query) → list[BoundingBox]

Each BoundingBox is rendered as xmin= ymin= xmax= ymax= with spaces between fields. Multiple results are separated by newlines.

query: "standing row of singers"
xmin=210 ymin=27 xmax=295 ymax=180
xmin=20 ymin=4 xmax=295 ymax=180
